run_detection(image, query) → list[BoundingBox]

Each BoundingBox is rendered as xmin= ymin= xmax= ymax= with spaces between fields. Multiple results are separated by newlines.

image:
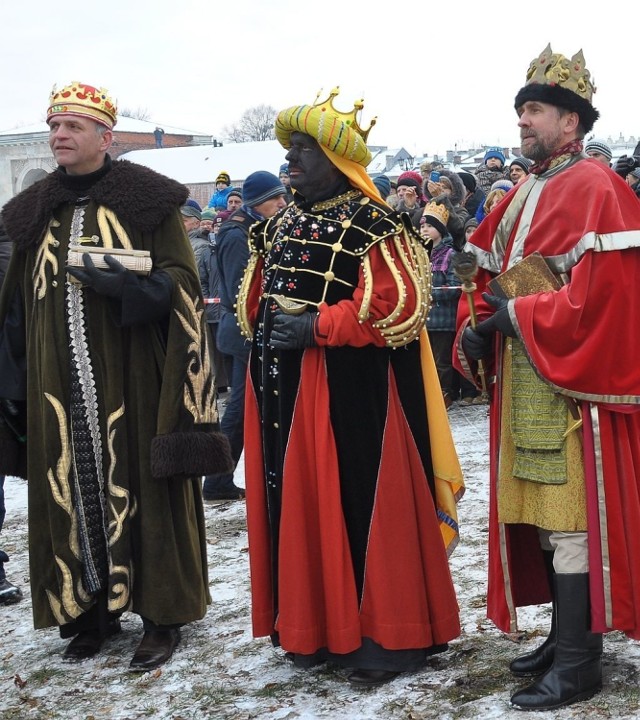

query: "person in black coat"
xmin=202 ymin=172 xmax=287 ymax=501
xmin=0 ymin=222 xmax=23 ymax=605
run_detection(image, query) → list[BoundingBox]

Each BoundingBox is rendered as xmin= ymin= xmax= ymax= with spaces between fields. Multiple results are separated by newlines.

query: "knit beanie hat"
xmin=422 ymin=201 xmax=449 ymax=238
xmin=397 ymin=170 xmax=424 ymax=189
xmin=630 ymin=168 xmax=640 ymax=180
xmin=464 ymin=217 xmax=479 ymax=233
xmin=585 ymin=139 xmax=613 ymax=161
xmin=483 ymin=148 xmax=506 ymax=166
xmin=227 ymin=188 xmax=242 ymax=201
xmin=372 ymin=174 xmax=391 ymax=199
xmin=201 ymin=208 xmax=216 ymax=221
xmin=216 ymin=171 xmax=231 ymax=185
xmin=214 ymin=210 xmax=232 ymax=226
xmin=279 ymin=163 xmax=289 ymax=175
xmin=490 ymin=179 xmax=514 ymax=193
xmin=242 ymin=171 xmax=286 ymax=207
xmin=457 ymin=171 xmax=477 ymax=193
xmin=510 ymin=157 xmax=532 ymax=173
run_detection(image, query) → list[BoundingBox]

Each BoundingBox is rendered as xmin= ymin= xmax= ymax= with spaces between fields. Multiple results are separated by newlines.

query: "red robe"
xmin=455 ymin=156 xmax=640 ymax=638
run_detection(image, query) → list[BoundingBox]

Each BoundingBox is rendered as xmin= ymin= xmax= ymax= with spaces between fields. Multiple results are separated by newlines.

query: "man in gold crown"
xmin=0 ymin=82 xmax=231 ymax=669
xmin=237 ymin=89 xmax=464 ymax=687
xmin=454 ymin=46 xmax=640 ymax=709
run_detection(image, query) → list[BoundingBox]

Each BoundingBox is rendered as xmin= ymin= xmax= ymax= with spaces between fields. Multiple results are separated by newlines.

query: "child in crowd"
xmin=421 ymin=202 xmax=460 ymax=409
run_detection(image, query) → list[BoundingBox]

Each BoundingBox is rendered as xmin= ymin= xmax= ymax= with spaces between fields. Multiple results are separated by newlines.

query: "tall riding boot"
xmin=510 ymin=573 xmax=602 ymax=711
xmin=510 ymin=550 xmax=556 ymax=676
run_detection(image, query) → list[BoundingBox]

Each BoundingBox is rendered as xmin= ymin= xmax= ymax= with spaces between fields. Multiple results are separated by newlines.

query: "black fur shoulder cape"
xmin=1 ymin=159 xmax=189 ymax=250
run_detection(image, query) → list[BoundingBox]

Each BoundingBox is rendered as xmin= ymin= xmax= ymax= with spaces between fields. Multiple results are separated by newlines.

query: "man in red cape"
xmin=455 ymin=45 xmax=640 ymax=710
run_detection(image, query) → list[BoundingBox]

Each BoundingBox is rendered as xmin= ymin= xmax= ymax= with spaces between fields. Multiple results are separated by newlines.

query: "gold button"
xmin=331 ymin=243 xmax=342 ymax=252
xmin=342 ymin=219 xmax=352 ymax=229
xmin=266 ymin=242 xmax=273 ymax=251
xmin=52 ymin=240 xmax=60 ymax=247
xmin=324 ymin=271 xmax=335 ymax=281
xmin=290 ymin=266 xmax=296 ymax=273
xmin=52 ymin=280 xmax=58 ymax=287
xmin=273 ymin=422 xmax=279 ymax=428
xmin=360 ymin=196 xmax=370 ymax=205
xmin=273 ymin=390 xmax=279 ymax=396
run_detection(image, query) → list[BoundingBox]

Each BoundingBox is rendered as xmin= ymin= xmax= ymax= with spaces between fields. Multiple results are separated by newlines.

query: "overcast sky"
xmin=2 ymin=1 xmax=636 ymax=156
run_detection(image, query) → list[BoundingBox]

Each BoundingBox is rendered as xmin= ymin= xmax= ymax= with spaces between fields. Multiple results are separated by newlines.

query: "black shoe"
xmin=203 ymin=486 xmax=246 ymax=503
xmin=347 ymin=669 xmax=401 ymax=688
xmin=62 ymin=619 xmax=121 ymax=662
xmin=0 ymin=578 xmax=23 ymax=605
xmin=129 ymin=629 xmax=181 ymax=671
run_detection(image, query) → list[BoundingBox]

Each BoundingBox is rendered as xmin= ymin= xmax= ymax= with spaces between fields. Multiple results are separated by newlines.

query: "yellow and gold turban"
xmin=275 ymin=87 xmax=383 ymax=202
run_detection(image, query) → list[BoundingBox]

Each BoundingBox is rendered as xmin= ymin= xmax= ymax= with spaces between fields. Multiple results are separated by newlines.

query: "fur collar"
xmin=1 ymin=159 xmax=189 ymax=251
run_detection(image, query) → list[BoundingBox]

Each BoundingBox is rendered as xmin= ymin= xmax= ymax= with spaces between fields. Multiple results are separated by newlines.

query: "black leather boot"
xmin=510 ymin=573 xmax=602 ymax=711
xmin=510 ymin=550 xmax=556 ymax=677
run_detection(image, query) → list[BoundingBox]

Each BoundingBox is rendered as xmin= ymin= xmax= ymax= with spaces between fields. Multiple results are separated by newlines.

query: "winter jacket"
xmin=426 ymin=236 xmax=460 ymax=331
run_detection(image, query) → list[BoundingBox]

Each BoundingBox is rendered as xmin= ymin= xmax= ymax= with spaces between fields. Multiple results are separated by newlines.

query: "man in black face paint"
xmin=236 ymin=89 xmax=465 ymax=688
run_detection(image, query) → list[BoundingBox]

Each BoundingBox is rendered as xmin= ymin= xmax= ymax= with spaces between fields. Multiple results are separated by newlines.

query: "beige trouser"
xmin=538 ymin=529 xmax=589 ymax=574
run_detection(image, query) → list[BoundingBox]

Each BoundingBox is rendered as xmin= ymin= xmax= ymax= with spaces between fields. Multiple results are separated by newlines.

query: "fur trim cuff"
xmin=151 ymin=430 xmax=233 ymax=480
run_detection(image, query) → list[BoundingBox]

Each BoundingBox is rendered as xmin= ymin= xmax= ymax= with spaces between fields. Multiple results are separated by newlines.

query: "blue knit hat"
xmin=484 ymin=147 xmax=506 ymax=166
xmin=242 ymin=171 xmax=286 ymax=207
xmin=372 ymin=174 xmax=391 ymax=199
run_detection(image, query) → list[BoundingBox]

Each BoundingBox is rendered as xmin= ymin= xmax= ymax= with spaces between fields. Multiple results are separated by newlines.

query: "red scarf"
xmin=530 ymin=139 xmax=584 ymax=175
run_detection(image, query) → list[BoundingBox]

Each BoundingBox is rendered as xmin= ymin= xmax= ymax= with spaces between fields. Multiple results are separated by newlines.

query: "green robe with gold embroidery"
xmin=0 ymin=159 xmax=231 ymax=630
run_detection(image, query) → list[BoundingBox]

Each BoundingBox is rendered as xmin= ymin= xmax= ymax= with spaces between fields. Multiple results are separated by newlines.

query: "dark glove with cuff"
xmin=475 ymin=293 xmax=517 ymax=338
xmin=66 ymin=254 xmax=130 ymax=299
xmin=462 ymin=326 xmax=493 ymax=360
xmin=270 ymin=311 xmax=317 ymax=350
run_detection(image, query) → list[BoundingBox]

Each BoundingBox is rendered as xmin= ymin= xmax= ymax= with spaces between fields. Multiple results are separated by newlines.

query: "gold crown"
xmin=47 ymin=81 xmax=118 ymax=129
xmin=275 ymin=87 xmax=377 ymax=166
xmin=311 ymin=87 xmax=377 ymax=144
xmin=423 ymin=201 xmax=450 ymax=229
xmin=524 ymin=44 xmax=596 ymax=102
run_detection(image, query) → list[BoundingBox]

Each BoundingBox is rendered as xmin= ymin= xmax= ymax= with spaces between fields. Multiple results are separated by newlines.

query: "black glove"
xmin=475 ymin=293 xmax=517 ymax=337
xmin=462 ymin=326 xmax=493 ymax=360
xmin=613 ymin=155 xmax=640 ymax=178
xmin=66 ymin=254 xmax=130 ymax=299
xmin=269 ymin=311 xmax=317 ymax=350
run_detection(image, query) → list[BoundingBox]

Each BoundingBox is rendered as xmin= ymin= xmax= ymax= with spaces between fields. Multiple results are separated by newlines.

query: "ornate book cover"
xmin=488 ymin=251 xmax=562 ymax=298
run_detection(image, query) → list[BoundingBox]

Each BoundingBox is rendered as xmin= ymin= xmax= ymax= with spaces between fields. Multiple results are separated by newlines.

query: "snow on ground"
xmin=2 ymin=403 xmax=640 ymax=719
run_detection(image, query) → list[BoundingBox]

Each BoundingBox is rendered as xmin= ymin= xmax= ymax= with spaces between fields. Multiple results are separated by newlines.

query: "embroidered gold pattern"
xmin=96 ymin=206 xmax=133 ymax=249
xmin=33 ymin=219 xmax=61 ymax=300
xmin=106 ymin=404 xmax=129 ymax=547
xmin=44 ymin=392 xmax=79 ymax=557
xmin=175 ymin=285 xmax=217 ymax=423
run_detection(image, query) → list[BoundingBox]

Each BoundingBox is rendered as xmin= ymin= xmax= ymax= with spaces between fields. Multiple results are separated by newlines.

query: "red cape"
xmin=455 ymin=158 xmax=640 ymax=638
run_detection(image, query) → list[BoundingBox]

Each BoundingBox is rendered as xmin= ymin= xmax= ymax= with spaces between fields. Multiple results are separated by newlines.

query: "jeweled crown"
xmin=312 ymin=87 xmax=377 ymax=144
xmin=47 ymin=81 xmax=118 ymax=129
xmin=524 ymin=44 xmax=596 ymax=102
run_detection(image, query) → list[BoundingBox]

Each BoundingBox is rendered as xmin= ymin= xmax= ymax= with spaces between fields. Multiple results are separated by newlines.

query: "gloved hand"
xmin=475 ymin=293 xmax=517 ymax=337
xmin=433 ymin=193 xmax=454 ymax=212
xmin=613 ymin=155 xmax=639 ymax=178
xmin=66 ymin=254 xmax=130 ymax=298
xmin=269 ymin=311 xmax=317 ymax=350
xmin=462 ymin=326 xmax=493 ymax=360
